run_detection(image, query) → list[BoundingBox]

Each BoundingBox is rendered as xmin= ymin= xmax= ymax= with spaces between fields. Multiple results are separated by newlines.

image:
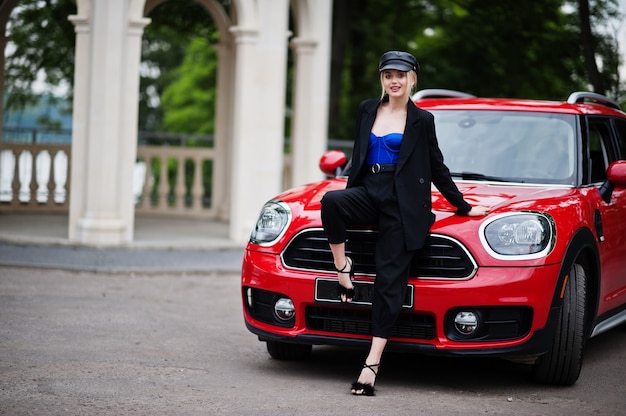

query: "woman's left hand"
xmin=467 ymin=205 xmax=490 ymax=217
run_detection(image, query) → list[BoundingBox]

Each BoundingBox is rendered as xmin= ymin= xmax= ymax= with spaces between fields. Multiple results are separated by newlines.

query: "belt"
xmin=368 ymin=163 xmax=396 ymax=174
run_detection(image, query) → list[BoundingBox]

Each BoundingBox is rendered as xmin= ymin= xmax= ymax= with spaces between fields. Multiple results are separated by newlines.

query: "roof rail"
xmin=566 ymin=91 xmax=622 ymax=111
xmin=412 ymin=89 xmax=476 ymax=100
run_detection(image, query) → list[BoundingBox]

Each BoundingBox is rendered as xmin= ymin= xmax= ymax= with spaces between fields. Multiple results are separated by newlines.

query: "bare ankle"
xmin=335 ymin=257 xmax=350 ymax=272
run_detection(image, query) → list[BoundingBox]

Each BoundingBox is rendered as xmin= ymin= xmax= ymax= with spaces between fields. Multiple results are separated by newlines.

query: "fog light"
xmin=246 ymin=288 xmax=253 ymax=308
xmin=274 ymin=298 xmax=295 ymax=321
xmin=454 ymin=311 xmax=478 ymax=335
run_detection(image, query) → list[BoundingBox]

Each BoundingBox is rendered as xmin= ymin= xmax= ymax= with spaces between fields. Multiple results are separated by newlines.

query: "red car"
xmin=241 ymin=89 xmax=626 ymax=385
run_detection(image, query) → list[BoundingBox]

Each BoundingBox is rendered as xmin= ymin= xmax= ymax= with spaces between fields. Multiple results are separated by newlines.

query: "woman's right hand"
xmin=467 ymin=206 xmax=490 ymax=217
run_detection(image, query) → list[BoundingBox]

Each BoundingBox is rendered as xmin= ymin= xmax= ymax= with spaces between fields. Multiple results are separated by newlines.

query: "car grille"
xmin=306 ymin=307 xmax=435 ymax=340
xmin=282 ymin=229 xmax=477 ymax=279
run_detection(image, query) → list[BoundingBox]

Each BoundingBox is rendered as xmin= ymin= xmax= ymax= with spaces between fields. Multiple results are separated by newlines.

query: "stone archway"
xmin=65 ymin=0 xmax=332 ymax=245
xmin=143 ymin=0 xmax=235 ymax=223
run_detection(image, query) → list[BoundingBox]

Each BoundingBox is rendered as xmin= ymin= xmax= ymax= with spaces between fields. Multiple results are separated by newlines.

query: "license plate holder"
xmin=315 ymin=278 xmax=414 ymax=309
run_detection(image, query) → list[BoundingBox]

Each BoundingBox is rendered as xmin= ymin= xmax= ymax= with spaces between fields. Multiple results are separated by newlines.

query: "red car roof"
xmin=414 ymin=96 xmax=626 ymax=117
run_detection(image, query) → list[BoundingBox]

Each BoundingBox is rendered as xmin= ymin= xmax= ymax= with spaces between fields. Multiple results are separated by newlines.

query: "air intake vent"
xmin=282 ymin=229 xmax=476 ymax=279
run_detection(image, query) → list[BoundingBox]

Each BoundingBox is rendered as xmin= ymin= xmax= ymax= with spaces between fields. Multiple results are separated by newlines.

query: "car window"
xmin=432 ymin=110 xmax=576 ymax=185
xmin=613 ymin=118 xmax=626 ymax=159
xmin=588 ymin=127 xmax=607 ymax=183
xmin=587 ymin=121 xmax=615 ymax=184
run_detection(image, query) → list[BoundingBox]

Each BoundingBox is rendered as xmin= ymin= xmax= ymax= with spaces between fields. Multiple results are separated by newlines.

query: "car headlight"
xmin=479 ymin=212 xmax=554 ymax=260
xmin=249 ymin=201 xmax=291 ymax=246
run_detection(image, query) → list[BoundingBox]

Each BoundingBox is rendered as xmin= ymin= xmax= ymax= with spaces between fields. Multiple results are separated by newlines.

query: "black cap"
xmin=378 ymin=51 xmax=419 ymax=73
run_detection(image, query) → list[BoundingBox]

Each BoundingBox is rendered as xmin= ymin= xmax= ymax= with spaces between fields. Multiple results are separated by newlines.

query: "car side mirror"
xmin=319 ymin=150 xmax=347 ymax=177
xmin=607 ymin=160 xmax=626 ymax=187
xmin=599 ymin=160 xmax=626 ymax=203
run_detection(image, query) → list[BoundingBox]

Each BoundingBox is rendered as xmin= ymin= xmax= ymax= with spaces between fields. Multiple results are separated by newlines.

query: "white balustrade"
xmin=0 ymin=142 xmax=217 ymax=218
xmin=0 ymin=144 xmax=70 ymax=211
xmin=0 ymin=140 xmax=299 ymax=217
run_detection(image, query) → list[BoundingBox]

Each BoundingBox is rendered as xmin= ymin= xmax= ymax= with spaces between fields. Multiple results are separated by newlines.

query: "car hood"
xmin=432 ymin=181 xmax=574 ymax=217
xmin=276 ymin=178 xmax=576 ymax=220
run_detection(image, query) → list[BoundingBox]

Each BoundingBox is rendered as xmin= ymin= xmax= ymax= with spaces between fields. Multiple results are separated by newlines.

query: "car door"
xmin=586 ymin=117 xmax=626 ymax=316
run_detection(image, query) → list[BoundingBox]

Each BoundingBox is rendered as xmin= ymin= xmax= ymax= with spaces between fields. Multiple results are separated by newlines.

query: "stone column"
xmin=228 ymin=0 xmax=291 ymax=243
xmin=211 ymin=41 xmax=235 ymax=221
xmin=289 ymin=0 xmax=333 ymax=187
xmin=67 ymin=11 xmax=90 ymax=241
xmin=68 ymin=0 xmax=149 ymax=245
xmin=0 ymin=34 xmax=7 ymax=142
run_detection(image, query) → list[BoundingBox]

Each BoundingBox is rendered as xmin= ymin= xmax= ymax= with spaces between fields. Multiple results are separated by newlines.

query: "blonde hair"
xmin=379 ymin=70 xmax=418 ymax=100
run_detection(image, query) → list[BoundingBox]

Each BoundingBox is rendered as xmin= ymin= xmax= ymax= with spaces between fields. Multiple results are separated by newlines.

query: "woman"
xmin=320 ymin=50 xmax=488 ymax=396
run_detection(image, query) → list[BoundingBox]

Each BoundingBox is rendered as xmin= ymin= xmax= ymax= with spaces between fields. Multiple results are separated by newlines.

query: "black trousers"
xmin=320 ymin=172 xmax=416 ymax=339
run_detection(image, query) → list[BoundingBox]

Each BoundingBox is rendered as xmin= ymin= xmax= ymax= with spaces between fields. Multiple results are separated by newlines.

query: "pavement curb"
xmin=0 ymin=242 xmax=245 ymax=274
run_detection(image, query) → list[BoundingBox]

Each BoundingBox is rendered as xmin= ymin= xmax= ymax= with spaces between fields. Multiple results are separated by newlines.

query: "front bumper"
xmin=241 ymin=249 xmax=563 ymax=357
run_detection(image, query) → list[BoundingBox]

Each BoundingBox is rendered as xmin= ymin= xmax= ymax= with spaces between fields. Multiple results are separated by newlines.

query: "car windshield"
xmin=431 ymin=110 xmax=577 ymax=185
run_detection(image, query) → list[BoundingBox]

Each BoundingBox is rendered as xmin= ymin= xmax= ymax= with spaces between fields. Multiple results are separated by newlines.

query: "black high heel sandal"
xmin=351 ymin=362 xmax=379 ymax=396
xmin=335 ymin=256 xmax=355 ymax=303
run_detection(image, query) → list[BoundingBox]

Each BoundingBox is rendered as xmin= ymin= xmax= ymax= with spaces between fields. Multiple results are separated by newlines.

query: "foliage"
xmin=328 ymin=0 xmax=624 ymax=138
xmin=160 ymin=36 xmax=218 ymax=134
xmin=416 ymin=0 xmax=584 ymax=98
xmin=139 ymin=0 xmax=216 ymax=132
xmin=329 ymin=0 xmax=428 ymax=139
xmin=577 ymin=0 xmax=623 ymax=99
xmin=3 ymin=0 xmax=624 ymax=139
xmin=4 ymin=0 xmax=76 ymax=111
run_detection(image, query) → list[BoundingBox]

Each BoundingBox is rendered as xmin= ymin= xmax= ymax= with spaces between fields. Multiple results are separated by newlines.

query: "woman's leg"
xmin=370 ymin=192 xmax=415 ymax=338
xmin=354 ymin=176 xmax=415 ymax=394
xmin=329 ymin=242 xmax=354 ymax=302
xmin=321 ymin=187 xmax=377 ymax=302
xmin=352 ymin=336 xmax=386 ymax=394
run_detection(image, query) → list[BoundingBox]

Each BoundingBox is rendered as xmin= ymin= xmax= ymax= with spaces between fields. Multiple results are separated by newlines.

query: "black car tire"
xmin=532 ymin=263 xmax=587 ymax=385
xmin=266 ymin=341 xmax=312 ymax=360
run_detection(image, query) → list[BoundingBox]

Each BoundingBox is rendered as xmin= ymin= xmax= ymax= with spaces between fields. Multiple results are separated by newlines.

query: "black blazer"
xmin=347 ymin=98 xmax=471 ymax=251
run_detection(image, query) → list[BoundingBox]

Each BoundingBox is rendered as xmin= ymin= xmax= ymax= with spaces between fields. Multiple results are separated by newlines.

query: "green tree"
xmin=3 ymin=0 xmax=623 ymax=139
xmin=139 ymin=1 xmax=216 ymax=132
xmin=576 ymin=0 xmax=622 ymax=97
xmin=4 ymin=0 xmax=76 ymax=111
xmin=416 ymin=0 xmax=584 ymax=98
xmin=329 ymin=0 xmax=427 ymax=139
xmin=160 ymin=36 xmax=218 ymax=134
xmin=327 ymin=0 xmax=624 ymax=139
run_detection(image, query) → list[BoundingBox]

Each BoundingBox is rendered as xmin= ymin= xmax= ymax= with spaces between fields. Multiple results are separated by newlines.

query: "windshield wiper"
xmin=451 ymin=171 xmax=511 ymax=182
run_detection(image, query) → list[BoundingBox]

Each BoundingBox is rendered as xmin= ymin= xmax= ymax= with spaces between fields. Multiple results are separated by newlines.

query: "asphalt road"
xmin=1 ymin=266 xmax=625 ymax=416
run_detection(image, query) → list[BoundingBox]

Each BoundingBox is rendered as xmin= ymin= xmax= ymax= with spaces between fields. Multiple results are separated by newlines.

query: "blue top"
xmin=366 ymin=132 xmax=403 ymax=165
